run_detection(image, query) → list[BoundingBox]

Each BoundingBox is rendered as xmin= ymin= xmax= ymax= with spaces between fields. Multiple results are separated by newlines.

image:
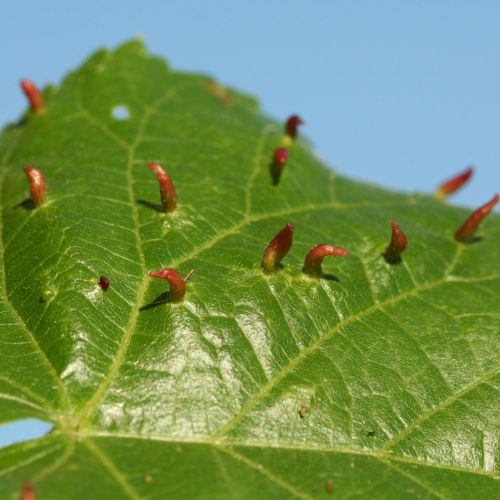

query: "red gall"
xmin=435 ymin=166 xmax=474 ymax=198
xmin=148 ymin=162 xmax=177 ymax=213
xmin=303 ymin=244 xmax=349 ymax=277
xmin=271 ymin=147 xmax=289 ymax=186
xmin=149 ymin=268 xmax=190 ymax=302
xmin=385 ymin=220 xmax=408 ymax=261
xmin=262 ymin=223 xmax=294 ymax=273
xmin=20 ymin=79 xmax=44 ymax=114
xmin=454 ymin=194 xmax=499 ymax=242
xmin=23 ymin=166 xmax=46 ymax=206
xmin=285 ymin=114 xmax=304 ymax=139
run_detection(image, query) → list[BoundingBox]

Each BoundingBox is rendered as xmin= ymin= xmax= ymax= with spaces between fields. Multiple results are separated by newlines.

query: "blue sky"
xmin=1 ymin=0 xmax=499 ymax=446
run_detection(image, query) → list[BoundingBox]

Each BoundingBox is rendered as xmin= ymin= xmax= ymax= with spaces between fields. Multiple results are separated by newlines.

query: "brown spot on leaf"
xmin=298 ymin=404 xmax=307 ymax=418
xmin=206 ymin=82 xmax=234 ymax=105
xmin=325 ymin=480 xmax=334 ymax=495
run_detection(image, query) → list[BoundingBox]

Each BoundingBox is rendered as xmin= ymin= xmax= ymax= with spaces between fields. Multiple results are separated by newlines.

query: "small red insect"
xmin=303 ymin=244 xmax=349 ymax=277
xmin=384 ymin=220 xmax=408 ymax=262
xmin=271 ymin=147 xmax=289 ymax=186
xmin=23 ymin=166 xmax=46 ymax=206
xmin=435 ymin=166 xmax=474 ymax=198
xmin=454 ymin=194 xmax=499 ymax=242
xmin=148 ymin=268 xmax=190 ymax=302
xmin=285 ymin=114 xmax=304 ymax=139
xmin=148 ymin=162 xmax=177 ymax=213
xmin=20 ymin=80 xmax=44 ymax=114
xmin=261 ymin=223 xmax=294 ymax=273
xmin=99 ymin=276 xmax=110 ymax=291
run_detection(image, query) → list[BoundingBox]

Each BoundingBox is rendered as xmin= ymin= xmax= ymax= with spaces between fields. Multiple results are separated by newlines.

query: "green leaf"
xmin=0 ymin=40 xmax=499 ymax=499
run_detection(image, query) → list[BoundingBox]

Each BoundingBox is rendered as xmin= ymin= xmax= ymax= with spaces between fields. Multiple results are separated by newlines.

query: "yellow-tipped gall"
xmin=262 ymin=223 xmax=294 ymax=273
xmin=435 ymin=166 xmax=474 ymax=199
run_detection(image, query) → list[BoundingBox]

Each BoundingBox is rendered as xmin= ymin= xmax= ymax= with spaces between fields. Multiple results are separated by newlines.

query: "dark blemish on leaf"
xmin=148 ymin=162 xmax=177 ymax=213
xmin=111 ymin=105 xmax=130 ymax=120
xmin=384 ymin=220 xmax=407 ymax=264
xmin=303 ymin=244 xmax=349 ymax=278
xmin=285 ymin=114 xmax=304 ymax=140
xmin=20 ymin=80 xmax=44 ymax=114
xmin=262 ymin=224 xmax=294 ymax=273
xmin=435 ymin=166 xmax=473 ymax=199
xmin=20 ymin=482 xmax=36 ymax=500
xmin=206 ymin=82 xmax=234 ymax=105
xmin=454 ymin=194 xmax=499 ymax=243
xmin=325 ymin=480 xmax=334 ymax=495
xmin=23 ymin=166 xmax=46 ymax=206
xmin=367 ymin=430 xmax=375 ymax=437
xmin=270 ymin=147 xmax=289 ymax=186
xmin=298 ymin=404 xmax=307 ymax=418
xmin=99 ymin=276 xmax=110 ymax=291
xmin=148 ymin=268 xmax=188 ymax=303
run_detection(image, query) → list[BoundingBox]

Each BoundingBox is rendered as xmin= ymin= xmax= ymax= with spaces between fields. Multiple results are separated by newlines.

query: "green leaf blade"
xmin=1 ymin=40 xmax=499 ymax=498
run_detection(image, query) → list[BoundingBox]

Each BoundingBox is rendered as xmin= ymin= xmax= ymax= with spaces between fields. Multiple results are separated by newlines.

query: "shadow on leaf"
xmin=321 ymin=273 xmax=340 ymax=282
xmin=14 ymin=198 xmax=35 ymax=211
xmin=140 ymin=291 xmax=173 ymax=311
xmin=137 ymin=199 xmax=163 ymax=213
xmin=383 ymin=253 xmax=402 ymax=265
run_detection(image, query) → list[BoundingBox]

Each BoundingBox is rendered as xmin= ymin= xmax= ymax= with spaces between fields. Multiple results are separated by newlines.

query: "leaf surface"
xmin=0 ymin=41 xmax=499 ymax=499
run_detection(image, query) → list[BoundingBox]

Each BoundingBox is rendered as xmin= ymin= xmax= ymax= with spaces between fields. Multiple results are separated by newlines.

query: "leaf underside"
xmin=0 ymin=41 xmax=499 ymax=499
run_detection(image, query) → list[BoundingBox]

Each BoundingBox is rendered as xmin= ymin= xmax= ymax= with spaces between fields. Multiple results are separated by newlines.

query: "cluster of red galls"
xmin=19 ymin=80 xmax=500 ymax=305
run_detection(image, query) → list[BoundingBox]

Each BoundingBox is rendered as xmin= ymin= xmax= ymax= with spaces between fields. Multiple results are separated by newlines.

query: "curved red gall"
xmin=385 ymin=220 xmax=408 ymax=258
xmin=455 ymin=194 xmax=499 ymax=242
xmin=285 ymin=114 xmax=304 ymax=139
xmin=20 ymin=79 xmax=44 ymax=114
xmin=436 ymin=166 xmax=474 ymax=198
xmin=148 ymin=162 xmax=177 ymax=213
xmin=23 ymin=166 xmax=46 ymax=206
xmin=303 ymin=244 xmax=349 ymax=277
xmin=262 ymin=223 xmax=294 ymax=273
xmin=149 ymin=268 xmax=187 ymax=302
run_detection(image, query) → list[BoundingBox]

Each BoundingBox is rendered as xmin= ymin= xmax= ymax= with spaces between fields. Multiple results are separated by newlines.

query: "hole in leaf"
xmin=111 ymin=105 xmax=130 ymax=120
xmin=0 ymin=419 xmax=53 ymax=448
